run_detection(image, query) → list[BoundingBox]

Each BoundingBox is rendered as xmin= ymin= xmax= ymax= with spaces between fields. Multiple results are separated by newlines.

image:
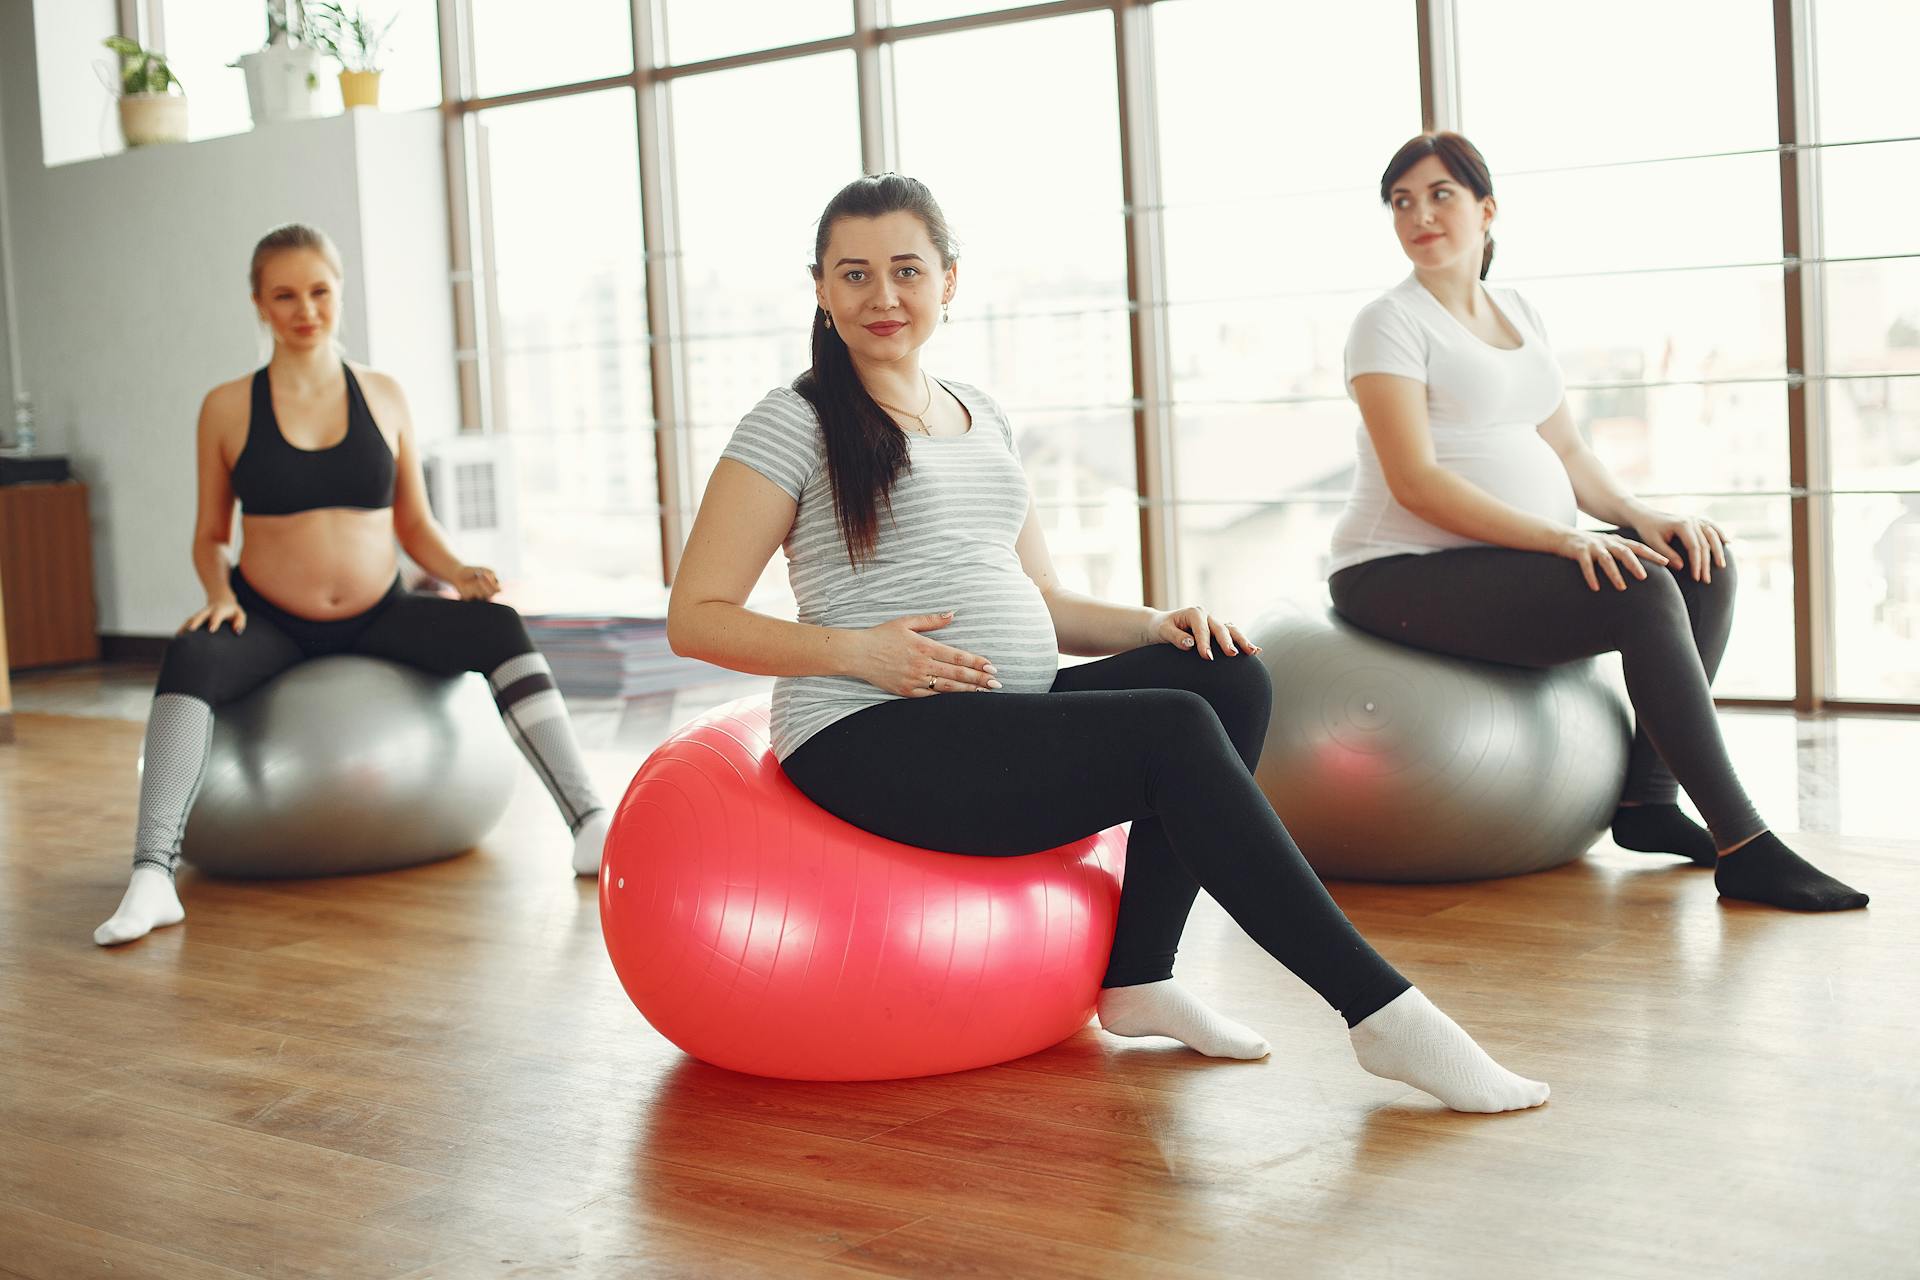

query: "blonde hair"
xmin=249 ymin=223 xmax=343 ymax=297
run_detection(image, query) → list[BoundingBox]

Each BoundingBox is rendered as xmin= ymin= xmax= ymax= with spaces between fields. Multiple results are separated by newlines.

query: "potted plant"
xmin=234 ymin=1 xmax=323 ymax=125
xmin=102 ymin=36 xmax=187 ymax=146
xmin=306 ymin=2 xmax=399 ymax=111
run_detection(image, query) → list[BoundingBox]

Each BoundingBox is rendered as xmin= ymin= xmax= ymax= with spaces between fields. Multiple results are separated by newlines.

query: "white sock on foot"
xmin=1348 ymin=987 xmax=1549 ymax=1113
xmin=93 ymin=866 xmax=185 ymax=947
xmin=572 ymin=809 xmax=612 ymax=877
xmin=1097 ymin=979 xmax=1270 ymax=1060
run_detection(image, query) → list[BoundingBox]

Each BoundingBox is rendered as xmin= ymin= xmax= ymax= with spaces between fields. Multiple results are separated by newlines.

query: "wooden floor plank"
xmin=0 ymin=1202 xmax=255 ymax=1280
xmin=0 ymin=1072 xmax=444 ymax=1218
xmin=0 ymin=1132 xmax=434 ymax=1277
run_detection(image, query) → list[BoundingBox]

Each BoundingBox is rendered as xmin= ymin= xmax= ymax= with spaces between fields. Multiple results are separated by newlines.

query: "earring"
xmin=822 ymin=309 xmax=833 ymax=331
xmin=942 ymin=301 xmax=951 ymax=324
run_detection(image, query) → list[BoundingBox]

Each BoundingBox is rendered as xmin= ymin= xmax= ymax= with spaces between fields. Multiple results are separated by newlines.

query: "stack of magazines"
xmin=523 ymin=615 xmax=738 ymax=699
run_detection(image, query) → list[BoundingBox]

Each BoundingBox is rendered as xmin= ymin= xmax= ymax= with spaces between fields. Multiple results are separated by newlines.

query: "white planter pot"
xmin=237 ymin=45 xmax=322 ymax=125
xmin=118 ymin=93 xmax=188 ymax=146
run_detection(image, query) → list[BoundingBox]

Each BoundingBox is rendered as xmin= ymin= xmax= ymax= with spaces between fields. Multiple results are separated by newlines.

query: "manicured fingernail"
xmin=988 ymin=679 xmax=1002 ymax=689
xmin=983 ymin=663 xmax=997 ymax=674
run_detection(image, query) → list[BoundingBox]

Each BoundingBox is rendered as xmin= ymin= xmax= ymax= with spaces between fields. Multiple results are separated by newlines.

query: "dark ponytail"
xmin=1379 ymin=131 xmax=1496 ymax=280
xmin=794 ymin=173 xmax=958 ymax=567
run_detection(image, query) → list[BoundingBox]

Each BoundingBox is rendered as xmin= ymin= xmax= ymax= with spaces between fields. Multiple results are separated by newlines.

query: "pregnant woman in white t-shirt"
xmin=1330 ymin=131 xmax=1864 ymax=912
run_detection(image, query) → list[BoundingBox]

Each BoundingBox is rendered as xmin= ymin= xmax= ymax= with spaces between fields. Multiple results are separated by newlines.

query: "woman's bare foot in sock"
xmin=1715 ymin=831 xmax=1868 ymax=911
xmin=93 ymin=866 xmax=185 ymax=946
xmin=572 ymin=809 xmax=612 ymax=877
xmin=1611 ymin=803 xmax=1717 ymax=866
xmin=1097 ymin=979 xmax=1271 ymax=1059
xmin=1349 ymin=987 xmax=1549 ymax=1113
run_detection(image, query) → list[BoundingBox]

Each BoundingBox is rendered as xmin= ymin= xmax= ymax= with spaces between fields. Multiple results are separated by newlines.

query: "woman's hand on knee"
xmin=451 ymin=565 xmax=501 ymax=600
xmin=854 ymin=612 xmax=1001 ymax=697
xmin=1627 ymin=510 xmax=1730 ymax=584
xmin=182 ymin=594 xmax=247 ymax=634
xmin=1556 ymin=529 xmax=1667 ymax=592
xmin=1144 ymin=607 xmax=1257 ymax=660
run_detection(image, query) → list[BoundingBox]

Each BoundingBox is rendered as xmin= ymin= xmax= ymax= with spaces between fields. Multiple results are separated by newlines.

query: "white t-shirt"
xmin=1330 ymin=273 xmax=1574 ymax=572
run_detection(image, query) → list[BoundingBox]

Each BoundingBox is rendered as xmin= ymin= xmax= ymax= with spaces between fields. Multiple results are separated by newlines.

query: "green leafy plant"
xmin=266 ymin=0 xmax=312 ymax=47
xmin=305 ymin=2 xmax=399 ymax=74
xmin=102 ymin=35 xmax=183 ymax=96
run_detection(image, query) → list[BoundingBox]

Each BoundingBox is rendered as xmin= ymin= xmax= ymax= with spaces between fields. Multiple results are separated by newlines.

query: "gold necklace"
xmin=871 ymin=371 xmax=935 ymax=435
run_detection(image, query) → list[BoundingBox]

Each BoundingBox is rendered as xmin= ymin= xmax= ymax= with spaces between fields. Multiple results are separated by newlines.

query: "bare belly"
xmin=238 ymin=509 xmax=400 ymax=620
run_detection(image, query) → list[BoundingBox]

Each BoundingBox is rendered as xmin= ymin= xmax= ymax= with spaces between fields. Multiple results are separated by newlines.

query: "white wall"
xmin=0 ymin=0 xmax=457 ymax=636
xmin=353 ymin=110 xmax=458 ymax=450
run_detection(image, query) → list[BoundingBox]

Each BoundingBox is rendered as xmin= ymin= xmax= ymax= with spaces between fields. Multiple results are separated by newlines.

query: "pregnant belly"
xmin=826 ymin=572 xmax=1060 ymax=694
xmin=1440 ymin=430 xmax=1577 ymax=526
xmin=238 ymin=509 xmax=399 ymax=619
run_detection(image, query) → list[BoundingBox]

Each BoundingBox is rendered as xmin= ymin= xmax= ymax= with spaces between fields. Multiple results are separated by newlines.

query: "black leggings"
xmin=155 ymin=567 xmax=537 ymax=706
xmin=781 ymin=643 xmax=1412 ymax=1027
xmin=1329 ymin=530 xmax=1764 ymax=850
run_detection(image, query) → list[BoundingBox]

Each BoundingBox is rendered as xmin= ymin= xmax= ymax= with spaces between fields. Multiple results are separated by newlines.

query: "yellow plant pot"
xmin=339 ymin=70 xmax=382 ymax=110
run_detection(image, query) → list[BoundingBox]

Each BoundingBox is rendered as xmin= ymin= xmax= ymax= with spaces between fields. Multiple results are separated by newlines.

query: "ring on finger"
xmin=927 ymin=674 xmax=937 ymax=690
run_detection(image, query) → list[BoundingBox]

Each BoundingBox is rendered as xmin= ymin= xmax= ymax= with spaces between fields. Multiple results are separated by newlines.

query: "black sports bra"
xmin=229 ymin=364 xmax=397 ymax=516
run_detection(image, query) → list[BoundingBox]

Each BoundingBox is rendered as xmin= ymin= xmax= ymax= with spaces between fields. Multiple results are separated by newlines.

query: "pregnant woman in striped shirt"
xmin=667 ymin=173 xmax=1549 ymax=1113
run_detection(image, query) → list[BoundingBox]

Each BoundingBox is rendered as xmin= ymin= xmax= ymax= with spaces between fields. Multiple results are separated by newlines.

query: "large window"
xmin=422 ymin=0 xmax=1916 ymax=710
xmin=1455 ymin=0 xmax=1791 ymax=698
xmin=669 ymin=52 xmax=860 ymax=614
xmin=1154 ymin=0 xmax=1420 ymax=623
xmin=469 ymin=0 xmax=631 ymax=98
xmin=1816 ymin=2 xmax=1920 ymax=701
xmin=895 ymin=11 xmax=1139 ymax=601
xmin=657 ymin=0 xmax=848 ymax=65
xmin=473 ymin=90 xmax=657 ymax=616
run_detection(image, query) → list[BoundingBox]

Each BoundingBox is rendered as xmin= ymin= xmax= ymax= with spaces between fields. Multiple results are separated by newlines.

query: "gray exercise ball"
xmin=176 ymin=655 xmax=518 ymax=878
xmin=1250 ymin=605 xmax=1631 ymax=882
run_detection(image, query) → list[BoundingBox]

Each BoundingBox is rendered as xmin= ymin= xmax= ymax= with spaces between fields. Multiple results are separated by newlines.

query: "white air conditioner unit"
xmin=422 ymin=432 xmax=522 ymax=581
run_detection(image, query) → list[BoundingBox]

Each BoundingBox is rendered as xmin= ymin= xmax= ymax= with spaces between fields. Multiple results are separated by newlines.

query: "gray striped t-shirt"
xmin=719 ymin=380 xmax=1061 ymax=759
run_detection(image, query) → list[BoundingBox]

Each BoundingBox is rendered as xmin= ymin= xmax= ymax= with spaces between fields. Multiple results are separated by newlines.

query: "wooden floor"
xmin=1 ymin=698 xmax=1915 ymax=1279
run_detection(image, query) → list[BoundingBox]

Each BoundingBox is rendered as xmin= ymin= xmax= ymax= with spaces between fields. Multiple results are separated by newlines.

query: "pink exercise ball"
xmin=599 ymin=697 xmax=1128 ymax=1081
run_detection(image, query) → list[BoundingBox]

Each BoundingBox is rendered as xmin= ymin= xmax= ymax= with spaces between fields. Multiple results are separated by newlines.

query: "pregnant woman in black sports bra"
xmin=93 ymin=223 xmax=610 ymax=946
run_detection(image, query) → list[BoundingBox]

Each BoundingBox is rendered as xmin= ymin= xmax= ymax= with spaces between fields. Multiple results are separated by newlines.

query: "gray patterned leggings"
xmin=130 ymin=569 xmax=601 ymax=875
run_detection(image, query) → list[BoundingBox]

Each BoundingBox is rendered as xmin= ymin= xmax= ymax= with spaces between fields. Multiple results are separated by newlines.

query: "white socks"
xmin=1097 ymin=979 xmax=1271 ymax=1060
xmin=1098 ymin=982 xmax=1547 ymax=1113
xmin=93 ymin=865 xmax=185 ymax=947
xmin=1349 ymin=987 xmax=1549 ymax=1113
xmin=571 ymin=809 xmax=612 ymax=877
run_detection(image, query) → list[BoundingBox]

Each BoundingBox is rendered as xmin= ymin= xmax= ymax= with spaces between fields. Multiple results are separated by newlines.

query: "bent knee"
xmin=1186 ymin=648 xmax=1272 ymax=724
xmin=155 ymin=628 xmax=237 ymax=698
xmin=1142 ymin=687 xmax=1226 ymax=737
xmin=1622 ymin=563 xmax=1686 ymax=610
xmin=469 ymin=600 xmax=535 ymax=666
xmin=1218 ymin=648 xmax=1273 ymax=695
xmin=1609 ymin=565 xmax=1699 ymax=641
xmin=1703 ymin=540 xmax=1737 ymax=592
